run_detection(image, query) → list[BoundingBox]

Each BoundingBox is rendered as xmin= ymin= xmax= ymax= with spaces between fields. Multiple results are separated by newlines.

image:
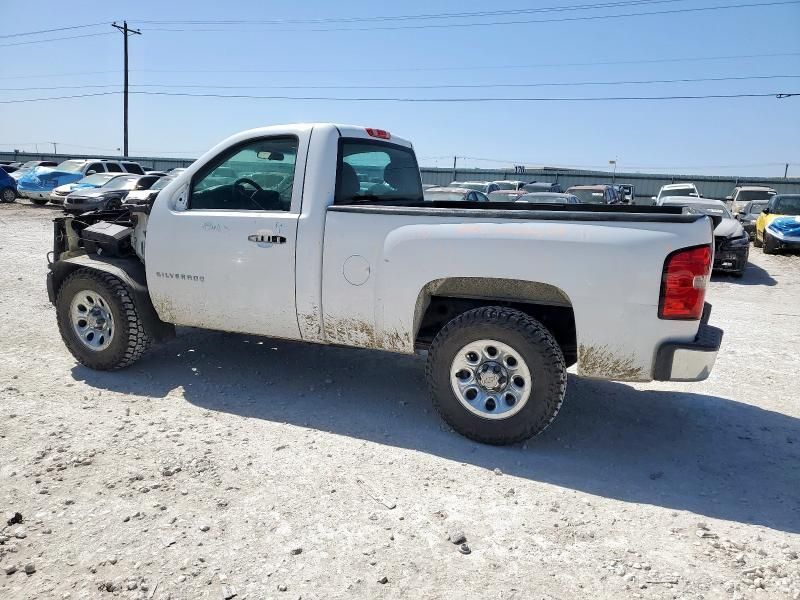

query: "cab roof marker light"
xmin=365 ymin=128 xmax=391 ymax=140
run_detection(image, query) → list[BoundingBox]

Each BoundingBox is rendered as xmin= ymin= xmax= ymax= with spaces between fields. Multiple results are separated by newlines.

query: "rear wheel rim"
xmin=450 ymin=339 xmax=532 ymax=420
xmin=69 ymin=290 xmax=114 ymax=352
xmin=2 ymin=188 xmax=14 ymax=202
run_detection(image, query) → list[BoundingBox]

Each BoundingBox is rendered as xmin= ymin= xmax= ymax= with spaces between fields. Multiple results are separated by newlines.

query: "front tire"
xmin=753 ymin=230 xmax=763 ymax=248
xmin=1 ymin=187 xmax=15 ymax=203
xmin=56 ymin=269 xmax=151 ymax=370
xmin=763 ymin=232 xmax=778 ymax=255
xmin=426 ymin=307 xmax=567 ymax=445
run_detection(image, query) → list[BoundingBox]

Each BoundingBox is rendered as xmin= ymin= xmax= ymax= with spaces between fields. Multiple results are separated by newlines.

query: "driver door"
xmin=146 ymin=135 xmax=303 ymax=340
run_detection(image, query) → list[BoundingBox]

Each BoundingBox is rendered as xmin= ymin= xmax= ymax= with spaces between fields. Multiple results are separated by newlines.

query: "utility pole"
xmin=785 ymin=163 xmax=790 ymax=179
xmin=112 ymin=21 xmax=141 ymax=157
xmin=51 ymin=142 xmax=58 ymax=155
xmin=452 ymin=156 xmax=458 ymax=182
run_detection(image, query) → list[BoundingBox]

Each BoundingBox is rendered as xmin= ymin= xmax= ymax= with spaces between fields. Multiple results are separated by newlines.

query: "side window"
xmin=476 ymin=192 xmax=489 ymax=202
xmin=106 ymin=163 xmax=122 ymax=172
xmin=88 ymin=163 xmax=105 ymax=174
xmin=122 ymin=162 xmax=144 ymax=175
xmin=190 ymin=137 xmax=297 ymax=211
xmin=466 ymin=192 xmax=476 ymax=202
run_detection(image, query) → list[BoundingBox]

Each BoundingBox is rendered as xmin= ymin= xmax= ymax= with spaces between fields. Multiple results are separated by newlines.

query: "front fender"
xmin=48 ymin=255 xmax=175 ymax=342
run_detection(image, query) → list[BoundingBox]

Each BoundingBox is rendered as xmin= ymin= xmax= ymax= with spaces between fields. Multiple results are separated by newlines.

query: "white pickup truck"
xmin=47 ymin=123 xmax=723 ymax=445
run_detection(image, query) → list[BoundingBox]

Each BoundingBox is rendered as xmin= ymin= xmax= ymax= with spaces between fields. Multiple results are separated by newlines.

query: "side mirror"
xmin=86 ymin=170 xmax=96 ymax=175
xmin=762 ymin=208 xmax=770 ymax=215
xmin=725 ymin=196 xmax=733 ymax=201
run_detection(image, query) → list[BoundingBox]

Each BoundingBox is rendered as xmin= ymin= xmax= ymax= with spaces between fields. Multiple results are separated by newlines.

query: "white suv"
xmin=654 ymin=183 xmax=700 ymax=204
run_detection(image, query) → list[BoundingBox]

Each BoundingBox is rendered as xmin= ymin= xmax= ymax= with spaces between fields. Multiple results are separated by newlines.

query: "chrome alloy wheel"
xmin=449 ymin=339 xmax=532 ymax=420
xmin=70 ymin=290 xmax=115 ymax=351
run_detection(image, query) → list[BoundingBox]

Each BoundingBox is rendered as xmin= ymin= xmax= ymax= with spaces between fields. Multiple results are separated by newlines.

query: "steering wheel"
xmin=233 ymin=177 xmax=268 ymax=209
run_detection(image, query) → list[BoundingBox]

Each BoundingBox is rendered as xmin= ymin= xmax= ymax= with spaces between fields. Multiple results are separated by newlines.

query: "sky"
xmin=1 ymin=0 xmax=799 ymax=177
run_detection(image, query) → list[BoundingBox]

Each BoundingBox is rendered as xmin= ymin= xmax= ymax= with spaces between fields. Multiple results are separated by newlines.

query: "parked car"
xmin=754 ymin=194 xmax=800 ymax=254
xmin=424 ymin=186 xmax=490 ymax=202
xmin=0 ymin=168 xmax=18 ymax=203
xmin=616 ymin=184 xmax=635 ymax=204
xmin=491 ymin=180 xmax=527 ymax=191
xmin=516 ymin=192 xmax=580 ymax=204
xmin=124 ymin=175 xmax=176 ymax=206
xmin=47 ymin=123 xmax=723 ymax=445
xmin=17 ymin=159 xmax=146 ymax=204
xmin=49 ymin=173 xmax=126 ymax=205
xmin=653 ymin=183 xmax=700 ymax=203
xmin=10 ymin=160 xmax=59 ymax=180
xmin=487 ymin=190 xmax=526 ymax=202
xmin=449 ymin=181 xmax=501 ymax=194
xmin=566 ymin=185 xmax=621 ymax=205
xmin=522 ymin=182 xmax=563 ymax=193
xmin=727 ymin=185 xmax=776 ymax=214
xmin=63 ymin=174 xmax=161 ymax=214
xmin=735 ymin=199 xmax=770 ymax=240
xmin=659 ymin=197 xmax=749 ymax=276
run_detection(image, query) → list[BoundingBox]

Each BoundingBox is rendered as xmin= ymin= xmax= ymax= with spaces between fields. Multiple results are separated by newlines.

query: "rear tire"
xmin=1 ymin=187 xmax=15 ymax=203
xmin=753 ymin=230 xmax=763 ymax=248
xmin=426 ymin=306 xmax=567 ymax=445
xmin=56 ymin=269 xmax=151 ymax=370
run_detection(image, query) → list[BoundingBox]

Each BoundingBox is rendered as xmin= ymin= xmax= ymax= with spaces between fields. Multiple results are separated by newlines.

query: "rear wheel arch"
xmin=412 ymin=277 xmax=577 ymax=366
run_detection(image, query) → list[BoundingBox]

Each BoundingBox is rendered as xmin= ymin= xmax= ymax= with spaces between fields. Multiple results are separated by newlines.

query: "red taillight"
xmin=365 ymin=128 xmax=391 ymax=140
xmin=659 ymin=245 xmax=712 ymax=320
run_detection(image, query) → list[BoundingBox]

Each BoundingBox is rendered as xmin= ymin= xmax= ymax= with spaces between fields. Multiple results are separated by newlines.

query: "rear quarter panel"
xmin=321 ymin=211 xmax=713 ymax=381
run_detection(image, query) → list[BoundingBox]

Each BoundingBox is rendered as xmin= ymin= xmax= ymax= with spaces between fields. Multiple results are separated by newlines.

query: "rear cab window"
xmin=335 ymin=138 xmax=423 ymax=205
xmin=122 ymin=162 xmax=145 ymax=175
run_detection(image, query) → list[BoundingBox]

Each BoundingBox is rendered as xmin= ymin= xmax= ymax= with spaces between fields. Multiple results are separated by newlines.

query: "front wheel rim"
xmin=69 ymin=290 xmax=115 ymax=351
xmin=450 ymin=339 xmax=532 ymax=420
xmin=2 ymin=189 xmax=14 ymax=202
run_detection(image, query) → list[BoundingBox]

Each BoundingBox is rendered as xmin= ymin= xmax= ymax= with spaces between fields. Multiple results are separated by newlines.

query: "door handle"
xmin=248 ymin=234 xmax=286 ymax=244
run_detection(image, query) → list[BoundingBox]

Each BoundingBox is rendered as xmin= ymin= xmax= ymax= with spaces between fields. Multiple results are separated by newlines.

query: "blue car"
xmin=16 ymin=158 xmax=145 ymax=205
xmin=0 ymin=169 xmax=17 ymax=203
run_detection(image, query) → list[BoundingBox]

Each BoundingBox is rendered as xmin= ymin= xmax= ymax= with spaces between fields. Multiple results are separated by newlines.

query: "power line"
xmin=2 ymin=52 xmax=798 ymax=80
xmin=0 ymin=32 xmax=114 ymax=47
xmin=132 ymin=0 xmax=687 ymax=25
xmin=3 ymin=73 xmax=800 ymax=93
xmin=0 ymin=92 xmax=119 ymax=104
xmin=139 ymin=0 xmax=800 ymax=32
xmin=2 ymin=90 xmax=797 ymax=105
xmin=0 ymin=22 xmax=109 ymax=39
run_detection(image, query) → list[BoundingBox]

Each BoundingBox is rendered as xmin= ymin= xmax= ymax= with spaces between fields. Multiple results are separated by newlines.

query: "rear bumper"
xmin=653 ymin=304 xmax=723 ymax=382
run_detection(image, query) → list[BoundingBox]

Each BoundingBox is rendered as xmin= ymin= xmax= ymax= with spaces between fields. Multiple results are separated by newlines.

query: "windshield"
xmin=79 ymin=173 xmax=118 ymax=186
xmin=452 ymin=182 xmax=486 ymax=192
xmin=150 ymin=176 xmax=175 ymax=191
xmin=103 ymin=176 xmax=139 ymax=191
xmin=661 ymin=187 xmax=696 ymax=197
xmin=55 ymin=160 xmax=86 ymax=173
xmin=335 ymin=139 xmax=422 ymax=204
xmin=747 ymin=201 xmax=769 ymax=214
xmin=738 ymin=190 xmax=775 ymax=202
xmin=773 ymin=195 xmax=800 ymax=215
xmin=683 ymin=203 xmax=732 ymax=218
xmin=568 ymin=189 xmax=605 ymax=204
xmin=424 ymin=191 xmax=467 ymax=202
xmin=518 ymin=193 xmax=570 ymax=203
xmin=493 ymin=181 xmax=517 ymax=190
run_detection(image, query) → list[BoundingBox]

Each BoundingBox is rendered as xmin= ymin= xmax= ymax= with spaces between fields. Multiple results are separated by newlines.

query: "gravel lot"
xmin=1 ymin=200 xmax=799 ymax=600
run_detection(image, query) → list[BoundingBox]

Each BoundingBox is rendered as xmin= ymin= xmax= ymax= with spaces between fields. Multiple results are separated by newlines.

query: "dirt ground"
xmin=1 ymin=200 xmax=799 ymax=600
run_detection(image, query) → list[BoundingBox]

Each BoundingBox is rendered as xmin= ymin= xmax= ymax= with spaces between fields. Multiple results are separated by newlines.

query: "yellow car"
xmin=754 ymin=194 xmax=800 ymax=254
